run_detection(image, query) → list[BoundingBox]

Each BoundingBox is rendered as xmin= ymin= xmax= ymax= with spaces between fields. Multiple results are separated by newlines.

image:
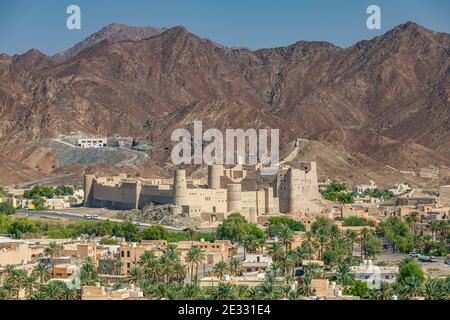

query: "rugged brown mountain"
xmin=52 ymin=23 xmax=166 ymax=62
xmin=0 ymin=22 xmax=449 ymax=186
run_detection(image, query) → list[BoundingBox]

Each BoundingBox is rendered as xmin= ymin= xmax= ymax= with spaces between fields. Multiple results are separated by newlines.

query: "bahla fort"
xmin=84 ymin=162 xmax=325 ymax=223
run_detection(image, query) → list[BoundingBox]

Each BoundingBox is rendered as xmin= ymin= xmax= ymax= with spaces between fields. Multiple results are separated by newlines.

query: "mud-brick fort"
xmin=84 ymin=162 xmax=323 ymax=223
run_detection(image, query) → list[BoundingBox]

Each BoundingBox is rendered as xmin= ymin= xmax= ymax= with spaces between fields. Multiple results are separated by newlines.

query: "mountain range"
xmin=0 ymin=22 xmax=449 ymax=187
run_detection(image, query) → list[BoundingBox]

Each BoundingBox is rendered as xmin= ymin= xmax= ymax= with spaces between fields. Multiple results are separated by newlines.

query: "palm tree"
xmin=114 ymin=260 xmax=124 ymax=276
xmin=359 ymin=228 xmax=371 ymax=259
xmin=296 ymin=243 xmax=314 ymax=261
xmin=212 ymin=261 xmax=228 ymax=279
xmin=139 ymin=279 xmax=154 ymax=297
xmin=154 ymin=282 xmax=168 ymax=299
xmin=159 ymin=254 xmax=175 ymax=284
xmin=435 ymin=221 xmax=449 ymax=245
xmin=62 ymin=285 xmax=80 ymax=300
xmin=80 ymin=257 xmax=98 ymax=286
xmin=32 ymin=263 xmax=51 ymax=284
xmin=397 ymin=276 xmax=424 ymax=300
xmin=140 ymin=250 xmax=157 ymax=266
xmin=314 ymin=226 xmax=330 ymax=259
xmin=426 ymin=220 xmax=441 ymax=241
xmin=240 ymin=235 xmax=260 ymax=260
xmin=329 ymin=224 xmax=341 ymax=240
xmin=423 ymin=277 xmax=447 ymax=300
xmin=23 ymin=275 xmax=39 ymax=297
xmin=369 ymin=281 xmax=392 ymax=300
xmin=173 ymin=261 xmax=186 ymax=282
xmin=229 ymin=257 xmax=242 ymax=276
xmin=234 ymin=284 xmax=249 ymax=300
xmin=165 ymin=243 xmax=181 ymax=262
xmin=185 ymin=247 xmax=205 ymax=282
xmin=267 ymin=242 xmax=284 ymax=262
xmin=166 ymin=284 xmax=182 ymax=300
xmin=27 ymin=290 xmax=47 ymax=300
xmin=1 ymin=281 xmax=18 ymax=300
xmin=280 ymin=283 xmax=293 ymax=300
xmin=305 ymin=262 xmax=322 ymax=279
xmin=4 ymin=264 xmax=16 ymax=276
xmin=8 ymin=269 xmax=26 ymax=300
xmin=278 ymin=225 xmax=294 ymax=251
xmin=288 ymin=290 xmax=300 ymax=300
xmin=211 ymin=283 xmax=236 ymax=300
xmin=247 ymin=286 xmax=260 ymax=300
xmin=298 ymin=274 xmax=312 ymax=297
xmin=44 ymin=281 xmax=66 ymax=300
xmin=128 ymin=266 xmax=143 ymax=284
xmin=181 ymin=283 xmax=203 ymax=300
xmin=184 ymin=228 xmax=197 ymax=246
xmin=257 ymin=282 xmax=280 ymax=300
xmin=345 ymin=230 xmax=358 ymax=253
xmin=335 ymin=263 xmax=354 ymax=286
xmin=405 ymin=212 xmax=419 ymax=234
xmin=280 ymin=250 xmax=297 ymax=276
xmin=45 ymin=242 xmax=60 ymax=259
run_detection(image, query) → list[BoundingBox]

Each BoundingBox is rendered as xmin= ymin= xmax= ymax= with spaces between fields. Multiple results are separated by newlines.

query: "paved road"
xmin=18 ymin=173 xmax=74 ymax=189
xmin=15 ymin=209 xmax=183 ymax=231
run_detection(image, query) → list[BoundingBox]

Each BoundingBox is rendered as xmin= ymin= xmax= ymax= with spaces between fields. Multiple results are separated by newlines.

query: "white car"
xmin=409 ymin=252 xmax=419 ymax=257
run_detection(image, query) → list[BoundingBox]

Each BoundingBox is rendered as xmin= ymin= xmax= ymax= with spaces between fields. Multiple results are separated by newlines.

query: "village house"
xmin=81 ymin=282 xmax=144 ymax=300
xmin=0 ymin=237 xmax=45 ymax=267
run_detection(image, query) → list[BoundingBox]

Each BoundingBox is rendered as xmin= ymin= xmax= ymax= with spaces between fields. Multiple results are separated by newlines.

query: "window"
xmin=127 ymin=251 xmax=130 ymax=257
xmin=121 ymin=251 xmax=124 ymax=257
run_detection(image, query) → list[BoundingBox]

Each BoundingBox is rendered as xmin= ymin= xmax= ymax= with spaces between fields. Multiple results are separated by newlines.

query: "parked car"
xmin=409 ymin=251 xmax=419 ymax=257
xmin=418 ymin=255 xmax=437 ymax=262
xmin=445 ymin=255 xmax=450 ymax=265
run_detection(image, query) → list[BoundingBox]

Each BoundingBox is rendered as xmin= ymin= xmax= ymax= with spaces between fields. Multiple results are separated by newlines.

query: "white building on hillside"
xmin=78 ymin=138 xmax=107 ymax=148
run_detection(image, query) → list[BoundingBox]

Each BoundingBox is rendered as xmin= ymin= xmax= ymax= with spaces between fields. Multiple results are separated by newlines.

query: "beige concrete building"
xmin=61 ymin=243 xmax=98 ymax=262
xmin=120 ymin=241 xmax=166 ymax=275
xmin=84 ymin=163 xmax=322 ymax=223
xmin=81 ymin=283 xmax=143 ymax=300
xmin=177 ymin=240 xmax=235 ymax=265
xmin=0 ymin=238 xmax=44 ymax=267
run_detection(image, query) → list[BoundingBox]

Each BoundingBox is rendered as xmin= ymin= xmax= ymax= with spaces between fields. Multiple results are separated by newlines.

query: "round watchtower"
xmin=227 ymin=184 xmax=242 ymax=213
xmin=208 ymin=165 xmax=223 ymax=189
xmin=287 ymin=168 xmax=300 ymax=213
xmin=173 ymin=169 xmax=187 ymax=206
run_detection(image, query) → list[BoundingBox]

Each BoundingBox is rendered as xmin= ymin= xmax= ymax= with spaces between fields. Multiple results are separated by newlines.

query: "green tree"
xmin=335 ymin=263 xmax=354 ymax=286
xmin=185 ymin=247 xmax=205 ymax=283
xmin=398 ymin=259 xmax=424 ymax=284
xmin=397 ymin=276 xmax=424 ymax=300
xmin=343 ymin=280 xmax=369 ymax=298
xmin=278 ymin=225 xmax=294 ymax=251
xmin=212 ymin=261 xmax=228 ymax=279
xmin=129 ymin=266 xmax=143 ymax=284
xmin=364 ymin=238 xmax=383 ymax=259
xmin=8 ymin=218 xmax=38 ymax=239
xmin=0 ymin=203 xmax=15 ymax=215
xmin=211 ymin=283 xmax=236 ymax=300
xmin=141 ymin=225 xmax=169 ymax=240
xmin=32 ymin=263 xmax=51 ymax=284
xmin=80 ymin=257 xmax=99 ymax=286
xmin=54 ymin=185 xmax=74 ymax=197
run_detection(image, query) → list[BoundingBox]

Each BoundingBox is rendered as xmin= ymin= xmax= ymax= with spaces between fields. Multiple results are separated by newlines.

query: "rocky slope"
xmin=0 ymin=22 xmax=449 ymax=186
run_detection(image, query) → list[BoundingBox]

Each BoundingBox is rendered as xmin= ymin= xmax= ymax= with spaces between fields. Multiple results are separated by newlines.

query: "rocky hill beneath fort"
xmin=0 ymin=22 xmax=449 ymax=187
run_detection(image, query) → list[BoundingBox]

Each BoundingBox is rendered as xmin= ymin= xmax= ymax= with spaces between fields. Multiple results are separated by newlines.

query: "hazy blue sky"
xmin=1 ymin=0 xmax=449 ymax=55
